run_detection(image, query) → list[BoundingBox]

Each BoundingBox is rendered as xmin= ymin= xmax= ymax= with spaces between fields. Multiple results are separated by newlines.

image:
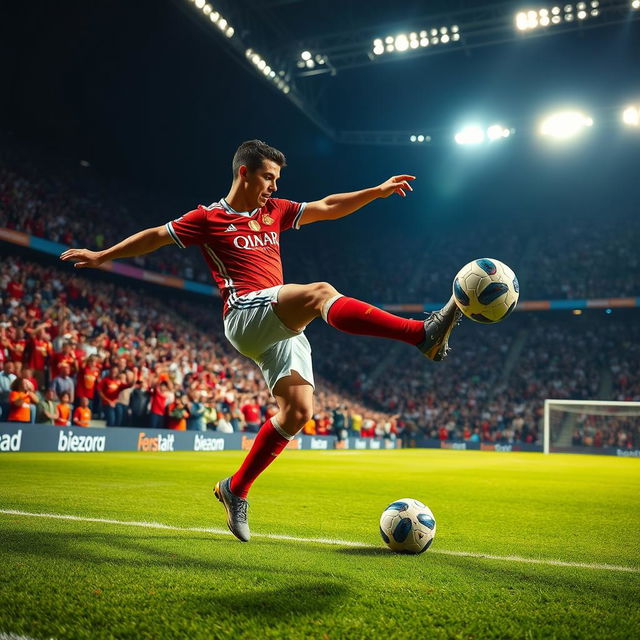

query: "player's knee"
xmin=282 ymin=404 xmax=313 ymax=429
xmin=311 ymin=281 xmax=339 ymax=305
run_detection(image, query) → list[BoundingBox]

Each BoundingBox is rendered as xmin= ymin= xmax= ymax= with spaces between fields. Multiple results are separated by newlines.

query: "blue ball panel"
xmin=471 ymin=313 xmax=495 ymax=324
xmin=386 ymin=501 xmax=409 ymax=512
xmin=475 ymin=258 xmax=497 ymax=275
xmin=417 ymin=513 xmax=435 ymax=530
xmin=392 ymin=517 xmax=413 ymax=543
xmin=453 ymin=279 xmax=470 ymax=306
xmin=478 ymin=282 xmax=509 ymax=305
xmin=380 ymin=526 xmax=390 ymax=544
xmin=513 ymin=275 xmax=519 ymax=294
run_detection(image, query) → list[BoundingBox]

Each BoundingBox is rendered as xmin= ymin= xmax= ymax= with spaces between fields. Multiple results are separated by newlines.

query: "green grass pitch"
xmin=1 ymin=449 xmax=639 ymax=639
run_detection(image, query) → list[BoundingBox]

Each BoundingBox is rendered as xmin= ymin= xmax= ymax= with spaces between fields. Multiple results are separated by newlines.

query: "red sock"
xmin=230 ymin=418 xmax=291 ymax=499
xmin=326 ymin=296 xmax=425 ymax=346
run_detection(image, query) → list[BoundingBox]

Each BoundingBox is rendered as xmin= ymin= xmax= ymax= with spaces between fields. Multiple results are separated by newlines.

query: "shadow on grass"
xmin=205 ymin=579 xmax=350 ymax=619
xmin=2 ymin=526 xmax=353 ymax=623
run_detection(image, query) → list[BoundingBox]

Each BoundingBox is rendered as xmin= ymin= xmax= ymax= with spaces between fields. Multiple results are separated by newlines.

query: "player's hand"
xmin=377 ymin=175 xmax=415 ymax=198
xmin=59 ymin=248 xmax=106 ymax=268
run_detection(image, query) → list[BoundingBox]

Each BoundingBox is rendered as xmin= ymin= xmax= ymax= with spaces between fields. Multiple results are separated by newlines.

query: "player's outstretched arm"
xmin=299 ymin=175 xmax=415 ymax=226
xmin=60 ymin=225 xmax=174 ymax=268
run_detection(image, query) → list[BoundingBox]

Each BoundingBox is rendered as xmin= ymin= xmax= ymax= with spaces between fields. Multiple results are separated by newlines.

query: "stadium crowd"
xmin=1 ymin=143 xmax=638 ymax=449
xmin=1 ymin=142 xmax=638 ymax=303
xmin=2 ymin=256 xmax=638 ymax=449
xmin=0 ymin=257 xmax=397 ymax=439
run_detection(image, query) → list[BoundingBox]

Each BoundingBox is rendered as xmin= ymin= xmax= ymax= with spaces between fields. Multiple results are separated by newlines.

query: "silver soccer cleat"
xmin=214 ymin=476 xmax=250 ymax=542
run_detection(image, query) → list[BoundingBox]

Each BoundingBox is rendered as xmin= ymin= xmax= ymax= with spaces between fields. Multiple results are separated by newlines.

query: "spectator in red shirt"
xmin=149 ymin=380 xmax=172 ymax=429
xmin=4 ymin=326 xmax=27 ymax=374
xmin=6 ymin=277 xmax=24 ymax=301
xmin=24 ymin=328 xmax=52 ymax=388
xmin=438 ymin=426 xmax=449 ymax=442
xmin=76 ymin=355 xmax=101 ymax=409
xmin=99 ymin=366 xmax=130 ymax=427
xmin=241 ymin=396 xmax=261 ymax=433
xmin=52 ymin=342 xmax=78 ymax=378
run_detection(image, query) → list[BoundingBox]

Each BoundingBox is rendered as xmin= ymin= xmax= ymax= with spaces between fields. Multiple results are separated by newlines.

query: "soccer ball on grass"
xmin=453 ymin=258 xmax=519 ymax=323
xmin=379 ymin=498 xmax=436 ymax=554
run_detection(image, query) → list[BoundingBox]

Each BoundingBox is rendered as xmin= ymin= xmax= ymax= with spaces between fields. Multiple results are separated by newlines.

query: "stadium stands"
xmin=1 ymin=145 xmax=638 ymax=449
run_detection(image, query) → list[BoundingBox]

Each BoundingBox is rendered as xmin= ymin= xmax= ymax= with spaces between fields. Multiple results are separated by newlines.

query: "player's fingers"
xmin=401 ymin=181 xmax=413 ymax=192
xmin=395 ymin=175 xmax=416 ymax=181
xmin=396 ymin=188 xmax=406 ymax=197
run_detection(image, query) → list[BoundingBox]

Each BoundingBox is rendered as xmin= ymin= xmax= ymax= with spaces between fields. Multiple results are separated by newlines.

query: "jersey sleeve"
xmin=274 ymin=199 xmax=307 ymax=232
xmin=165 ymin=207 xmax=209 ymax=248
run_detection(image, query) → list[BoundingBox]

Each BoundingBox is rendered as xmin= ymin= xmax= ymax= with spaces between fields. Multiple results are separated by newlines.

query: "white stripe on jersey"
xmin=203 ymin=243 xmax=239 ymax=304
xmin=165 ymin=221 xmax=186 ymax=249
xmin=292 ymin=202 xmax=307 ymax=230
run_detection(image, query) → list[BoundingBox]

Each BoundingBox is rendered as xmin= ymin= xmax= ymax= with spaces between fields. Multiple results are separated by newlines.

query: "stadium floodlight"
xmin=622 ymin=105 xmax=640 ymax=126
xmin=455 ymin=126 xmax=485 ymax=145
xmin=410 ymin=135 xmax=417 ymax=142
xmin=539 ymin=110 xmax=593 ymax=139
xmin=395 ymin=34 xmax=410 ymax=52
xmin=633 ymin=0 xmax=640 ymax=9
xmin=516 ymin=2 xmax=601 ymax=30
xmin=301 ymin=51 xmax=312 ymax=61
xmin=187 ymin=0 xmax=235 ymax=39
xmin=417 ymin=134 xmax=425 ymax=142
xmin=374 ymin=25 xmax=461 ymax=55
xmin=487 ymin=124 xmax=511 ymax=140
xmin=248 ymin=48 xmax=292 ymax=95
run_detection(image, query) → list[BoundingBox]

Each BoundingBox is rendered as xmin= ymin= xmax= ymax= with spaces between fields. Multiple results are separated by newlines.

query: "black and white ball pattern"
xmin=379 ymin=498 xmax=436 ymax=554
xmin=453 ymin=258 xmax=519 ymax=323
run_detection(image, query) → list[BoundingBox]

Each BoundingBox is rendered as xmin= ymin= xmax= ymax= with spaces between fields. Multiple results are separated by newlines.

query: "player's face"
xmin=244 ymin=160 xmax=281 ymax=208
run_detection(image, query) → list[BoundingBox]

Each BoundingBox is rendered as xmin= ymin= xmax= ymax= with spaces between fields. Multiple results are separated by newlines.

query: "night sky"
xmin=2 ymin=0 xmax=639 ymax=238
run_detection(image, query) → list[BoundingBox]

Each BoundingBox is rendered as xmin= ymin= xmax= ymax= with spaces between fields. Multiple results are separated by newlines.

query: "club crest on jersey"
xmin=261 ymin=214 xmax=274 ymax=226
xmin=248 ymin=220 xmax=261 ymax=232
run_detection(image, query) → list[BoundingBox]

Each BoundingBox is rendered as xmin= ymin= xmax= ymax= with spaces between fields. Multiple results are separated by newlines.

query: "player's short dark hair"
xmin=232 ymin=140 xmax=286 ymax=179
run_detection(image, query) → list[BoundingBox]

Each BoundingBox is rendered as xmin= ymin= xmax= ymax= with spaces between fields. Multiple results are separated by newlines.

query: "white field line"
xmin=1 ymin=509 xmax=638 ymax=574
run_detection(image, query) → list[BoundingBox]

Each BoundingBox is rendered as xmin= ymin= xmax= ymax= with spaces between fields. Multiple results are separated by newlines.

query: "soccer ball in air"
xmin=379 ymin=498 xmax=436 ymax=554
xmin=453 ymin=258 xmax=519 ymax=324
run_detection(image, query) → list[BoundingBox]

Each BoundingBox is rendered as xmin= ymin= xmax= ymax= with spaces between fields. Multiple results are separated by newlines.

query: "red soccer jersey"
xmin=26 ymin=338 xmax=52 ymax=371
xmin=9 ymin=338 xmax=26 ymax=364
xmin=166 ymin=197 xmax=305 ymax=315
xmin=76 ymin=366 xmax=100 ymax=400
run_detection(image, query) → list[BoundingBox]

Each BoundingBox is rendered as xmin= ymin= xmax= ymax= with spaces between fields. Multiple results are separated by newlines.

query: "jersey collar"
xmin=220 ymin=198 xmax=259 ymax=218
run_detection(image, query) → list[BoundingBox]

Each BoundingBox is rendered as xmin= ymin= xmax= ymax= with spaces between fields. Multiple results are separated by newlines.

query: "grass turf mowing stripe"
xmin=2 ymin=508 xmax=638 ymax=574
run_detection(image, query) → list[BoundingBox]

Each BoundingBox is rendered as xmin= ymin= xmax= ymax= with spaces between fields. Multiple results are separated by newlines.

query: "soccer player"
xmin=61 ymin=140 xmax=462 ymax=542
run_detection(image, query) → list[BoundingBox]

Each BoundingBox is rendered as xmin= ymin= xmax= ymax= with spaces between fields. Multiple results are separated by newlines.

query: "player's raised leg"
xmin=275 ymin=282 xmax=461 ymax=361
xmin=215 ymin=371 xmax=313 ymax=542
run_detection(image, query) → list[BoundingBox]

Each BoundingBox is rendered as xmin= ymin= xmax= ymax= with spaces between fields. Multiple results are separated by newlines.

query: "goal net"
xmin=543 ymin=400 xmax=640 ymax=455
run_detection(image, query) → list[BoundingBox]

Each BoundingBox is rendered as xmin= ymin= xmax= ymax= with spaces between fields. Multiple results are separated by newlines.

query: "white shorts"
xmin=223 ymin=285 xmax=314 ymax=393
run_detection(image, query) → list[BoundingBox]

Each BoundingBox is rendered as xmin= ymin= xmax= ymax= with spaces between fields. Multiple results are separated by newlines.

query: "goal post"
xmin=543 ymin=399 xmax=640 ymax=454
